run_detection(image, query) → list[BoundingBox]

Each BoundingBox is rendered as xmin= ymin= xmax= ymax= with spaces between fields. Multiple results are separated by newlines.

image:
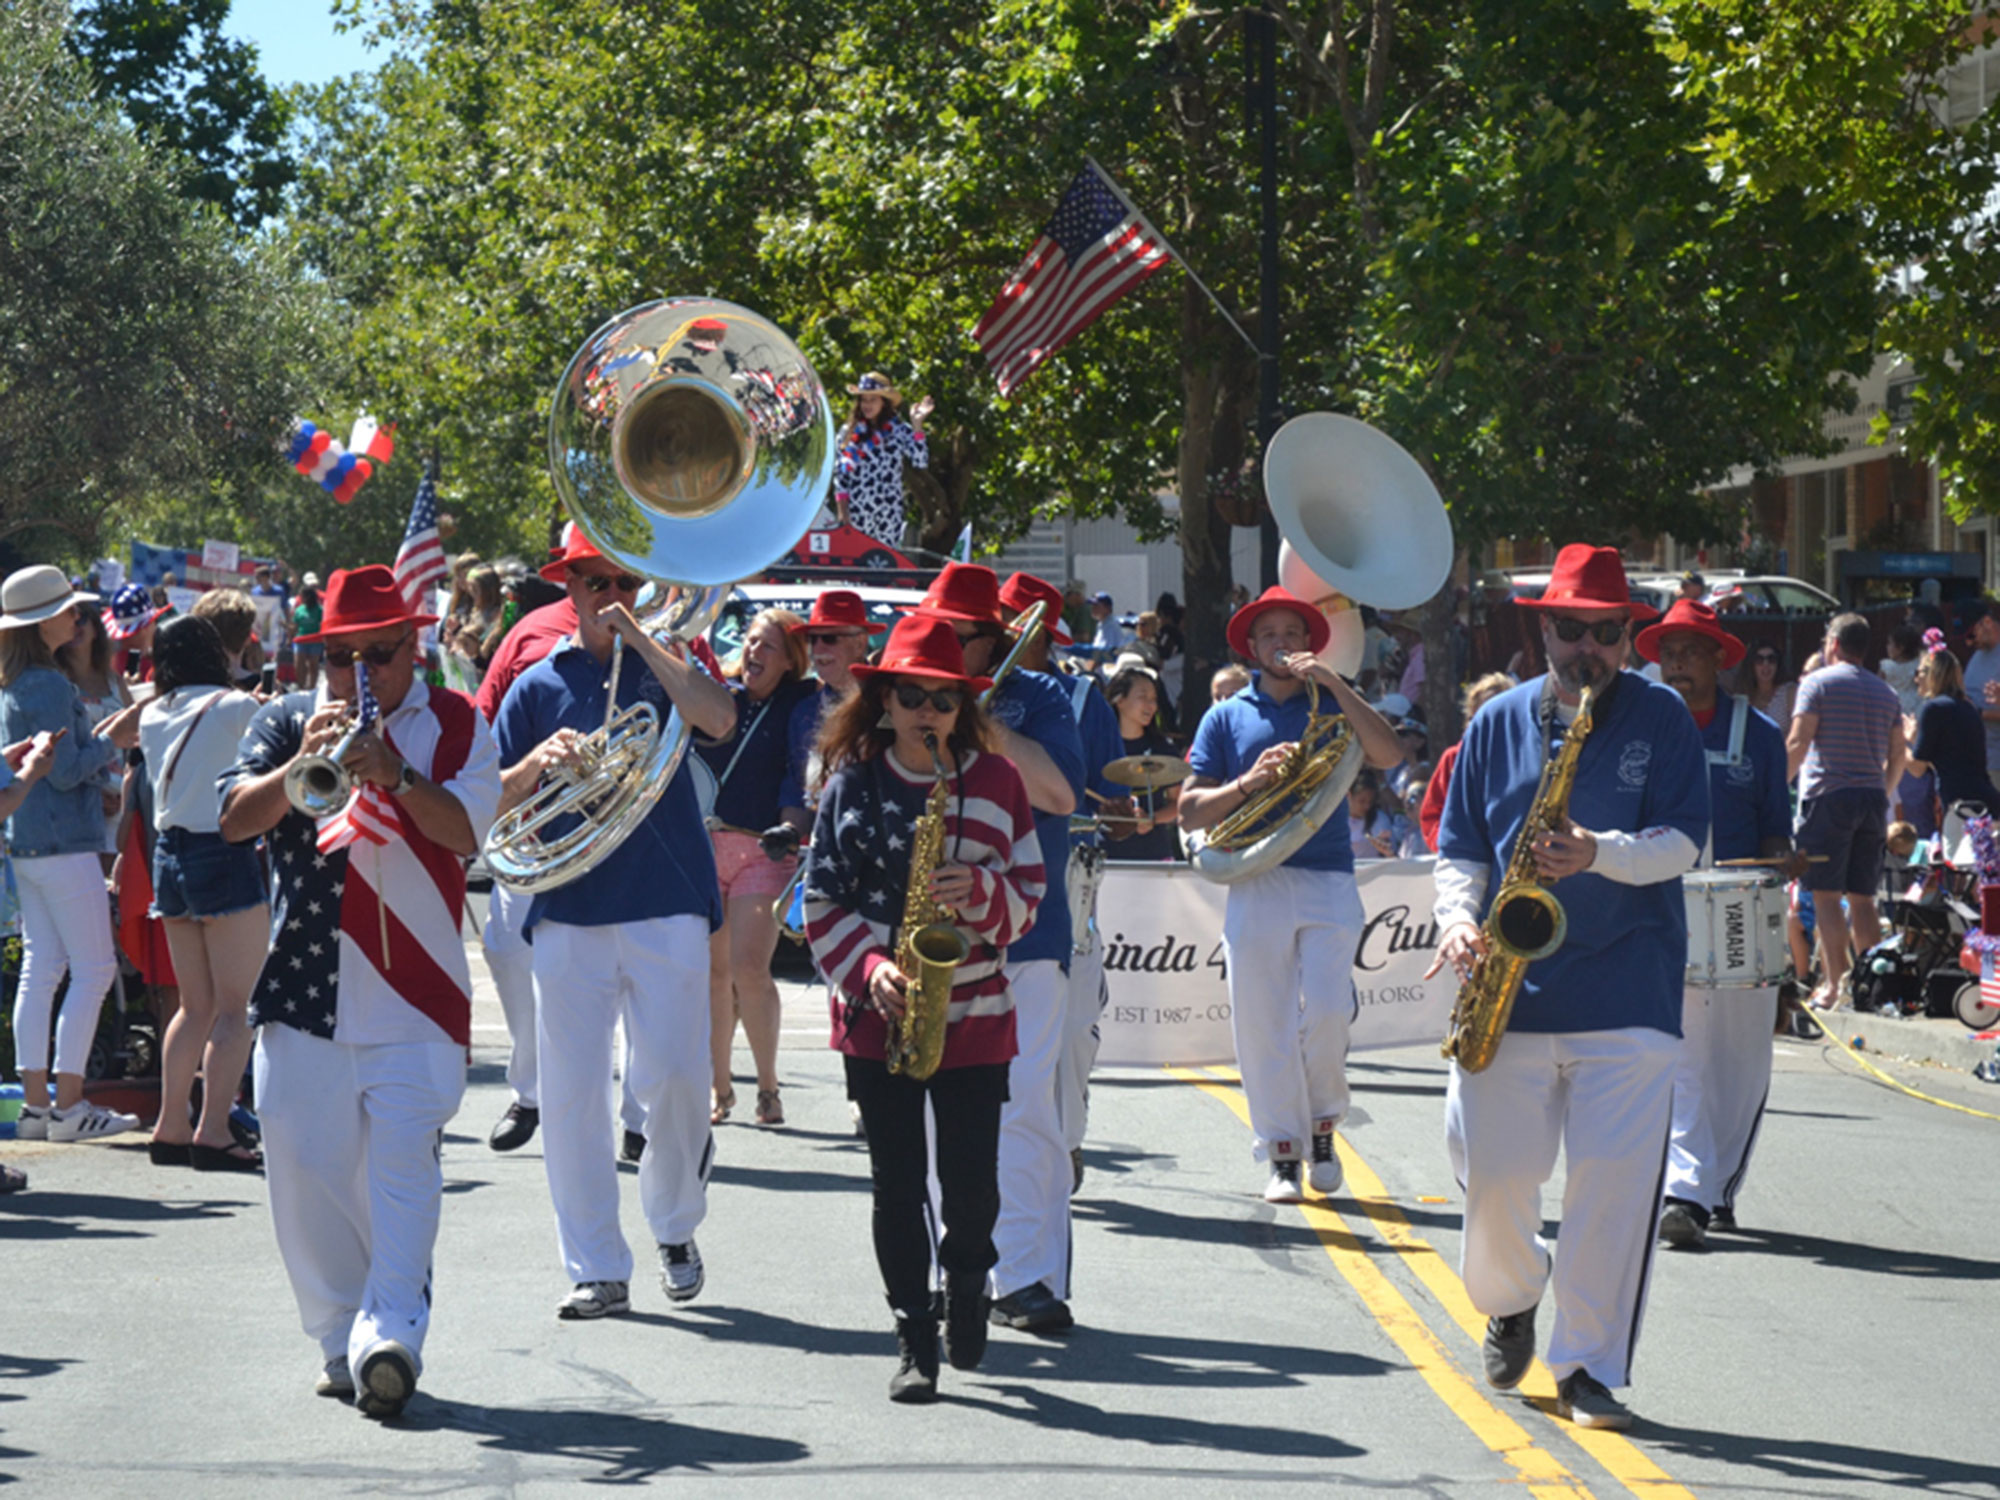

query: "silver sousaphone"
xmin=1186 ymin=413 xmax=1455 ymax=881
xmin=483 ymin=298 xmax=835 ymax=893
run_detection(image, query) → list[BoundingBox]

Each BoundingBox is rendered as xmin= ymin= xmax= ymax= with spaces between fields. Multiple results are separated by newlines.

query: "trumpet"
xmin=284 ymin=719 xmax=368 ymax=818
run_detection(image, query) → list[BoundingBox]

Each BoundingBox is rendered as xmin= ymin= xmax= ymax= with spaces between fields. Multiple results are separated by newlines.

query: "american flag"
xmin=972 ymin=161 xmax=1172 ymax=396
xmin=318 ymin=662 xmax=402 ymax=853
xmin=392 ymin=460 xmax=447 ymax=612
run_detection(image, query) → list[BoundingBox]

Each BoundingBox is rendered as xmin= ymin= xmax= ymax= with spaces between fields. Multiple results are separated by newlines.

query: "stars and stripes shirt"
xmin=219 ymin=680 xmax=501 ymax=1047
xmin=804 ymin=747 xmax=1045 ymax=1069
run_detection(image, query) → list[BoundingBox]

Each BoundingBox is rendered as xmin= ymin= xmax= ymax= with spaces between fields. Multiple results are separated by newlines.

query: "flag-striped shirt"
xmin=1794 ymin=662 xmax=1900 ymax=801
xmin=804 ymin=747 xmax=1045 ymax=1069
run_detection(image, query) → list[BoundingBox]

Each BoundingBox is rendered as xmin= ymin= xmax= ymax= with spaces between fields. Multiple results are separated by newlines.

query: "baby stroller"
xmin=1851 ymin=821 xmax=1997 ymax=1029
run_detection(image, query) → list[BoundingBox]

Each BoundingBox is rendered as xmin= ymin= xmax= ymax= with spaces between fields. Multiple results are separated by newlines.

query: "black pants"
xmin=844 ymin=1055 xmax=1009 ymax=1315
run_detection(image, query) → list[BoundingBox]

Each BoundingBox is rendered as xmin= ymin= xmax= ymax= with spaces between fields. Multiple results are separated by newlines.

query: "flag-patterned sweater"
xmin=804 ymin=747 xmax=1045 ymax=1069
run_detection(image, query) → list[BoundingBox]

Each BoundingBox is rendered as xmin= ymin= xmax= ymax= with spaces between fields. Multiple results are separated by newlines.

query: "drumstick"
xmin=1713 ymin=855 xmax=1828 ymax=867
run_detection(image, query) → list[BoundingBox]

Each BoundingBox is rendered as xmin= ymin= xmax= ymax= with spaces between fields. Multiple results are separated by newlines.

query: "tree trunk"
xmin=912 ymin=427 xmax=975 ymax=555
xmin=1420 ymin=571 xmax=1460 ymax=750
xmin=1176 ymin=278 xmax=1254 ymax=735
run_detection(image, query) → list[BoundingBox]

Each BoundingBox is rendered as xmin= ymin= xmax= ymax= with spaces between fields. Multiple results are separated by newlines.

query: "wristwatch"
xmin=390 ymin=760 xmax=418 ymax=797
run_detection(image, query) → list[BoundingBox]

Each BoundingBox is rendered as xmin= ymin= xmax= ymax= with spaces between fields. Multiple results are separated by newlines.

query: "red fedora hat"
xmin=1634 ymin=599 xmax=1746 ymax=670
xmin=294 ymin=565 xmax=440 ymax=642
xmin=539 ymin=522 xmax=609 ymax=583
xmin=850 ymin=615 xmax=992 ymax=695
xmin=910 ymin=562 xmax=1004 ymax=626
xmin=789 ymin=589 xmax=872 ymax=635
xmin=1517 ymin=544 xmax=1660 ymax=621
xmin=998 ymin=572 xmax=1073 ymax=647
xmin=1227 ymin=586 xmax=1332 ymax=659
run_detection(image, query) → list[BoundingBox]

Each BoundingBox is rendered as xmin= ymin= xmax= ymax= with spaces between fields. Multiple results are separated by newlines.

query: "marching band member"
xmin=1429 ymin=545 xmax=1707 ymax=1430
xmin=491 ymin=546 xmax=735 ymax=1321
xmin=696 ymin=608 xmax=815 ymax=1127
xmin=218 ymin=565 xmax=502 ymax=1418
xmin=1636 ymin=600 xmax=1796 ymax=1249
xmin=776 ymin=589 xmax=875 ymax=833
xmin=1179 ymin=588 xmax=1402 ymax=1203
xmin=911 ymin=563 xmax=1084 ymax=1335
xmin=998 ymin=571 xmax=1124 ymax=1192
xmin=802 ymin=615 xmax=1044 ymax=1403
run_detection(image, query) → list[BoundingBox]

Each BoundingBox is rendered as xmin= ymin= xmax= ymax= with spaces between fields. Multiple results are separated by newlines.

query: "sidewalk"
xmin=1811 ymin=1005 xmax=2000 ymax=1074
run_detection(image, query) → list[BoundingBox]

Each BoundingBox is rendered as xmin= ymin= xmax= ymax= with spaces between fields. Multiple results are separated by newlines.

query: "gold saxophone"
xmin=885 ymin=732 xmax=972 ymax=1081
xmin=1441 ymin=685 xmax=1595 ymax=1074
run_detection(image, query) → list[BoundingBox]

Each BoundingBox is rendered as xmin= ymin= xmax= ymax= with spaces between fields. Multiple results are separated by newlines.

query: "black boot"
xmin=889 ymin=1299 xmax=941 ymax=1404
xmin=943 ymin=1278 xmax=990 ymax=1371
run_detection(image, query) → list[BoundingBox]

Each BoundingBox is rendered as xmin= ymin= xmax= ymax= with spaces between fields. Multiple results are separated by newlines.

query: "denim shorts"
xmin=151 ymin=826 xmax=267 ymax=921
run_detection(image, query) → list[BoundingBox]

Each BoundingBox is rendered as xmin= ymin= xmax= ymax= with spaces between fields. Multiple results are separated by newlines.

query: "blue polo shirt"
xmin=492 ymin=639 xmax=722 ymax=937
xmin=695 ymin=677 xmax=815 ymax=832
xmin=1188 ymin=674 xmax=1353 ymax=874
xmin=987 ymin=668 xmax=1086 ymax=967
xmin=1439 ymin=670 xmax=1709 ymax=1036
xmin=1072 ymin=676 xmax=1126 ymax=810
xmin=1701 ymin=696 xmax=1790 ymax=863
xmin=781 ymin=681 xmax=837 ymax=811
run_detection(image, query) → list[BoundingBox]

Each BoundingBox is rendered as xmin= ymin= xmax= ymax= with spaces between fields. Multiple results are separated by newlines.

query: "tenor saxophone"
xmin=885 ymin=733 xmax=972 ymax=1081
xmin=1440 ymin=685 xmax=1595 ymax=1074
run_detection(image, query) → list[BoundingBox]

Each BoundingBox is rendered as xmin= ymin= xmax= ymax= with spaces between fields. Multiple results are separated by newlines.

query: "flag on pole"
xmin=952 ymin=523 xmax=973 ymax=563
xmin=317 ymin=663 xmax=402 ymax=854
xmin=972 ymin=160 xmax=1172 ymax=396
xmin=392 ymin=460 xmax=447 ymax=613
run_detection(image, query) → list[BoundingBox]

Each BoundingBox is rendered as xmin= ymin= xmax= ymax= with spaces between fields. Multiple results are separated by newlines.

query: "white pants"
xmin=11 ymin=852 xmax=120 ymax=1079
xmin=533 ymin=915 xmax=710 ymax=1283
xmin=1446 ymin=1027 xmax=1678 ymax=1388
xmin=1222 ymin=866 xmax=1363 ymax=1160
xmin=1056 ymin=933 xmax=1106 ymax=1155
xmin=255 ymin=1023 xmax=465 ymax=1374
xmin=1666 ymin=986 xmax=1776 ymax=1213
xmin=481 ymin=882 xmax=537 ymax=1108
xmin=991 ymin=958 xmax=1071 ymax=1300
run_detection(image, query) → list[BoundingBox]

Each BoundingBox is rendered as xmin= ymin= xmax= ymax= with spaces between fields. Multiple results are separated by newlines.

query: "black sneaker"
xmin=890 ymin=1310 xmax=940 ymax=1404
xmin=1482 ymin=1305 xmax=1537 ymax=1390
xmin=943 ymin=1283 xmax=990 ymax=1370
xmin=1557 ymin=1370 xmax=1633 ymax=1429
xmin=1658 ymin=1200 xmax=1708 ymax=1250
xmin=621 ymin=1129 xmax=646 ymax=1163
xmin=1709 ymin=1203 xmax=1737 ymax=1232
xmin=489 ymin=1102 xmax=539 ymax=1153
xmin=990 ymin=1280 xmax=1074 ymax=1334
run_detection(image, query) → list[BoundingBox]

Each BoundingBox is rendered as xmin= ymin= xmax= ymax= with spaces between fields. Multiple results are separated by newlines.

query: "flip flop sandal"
xmin=756 ymin=1089 xmax=784 ymax=1126
xmin=710 ymin=1089 xmax=736 ymax=1125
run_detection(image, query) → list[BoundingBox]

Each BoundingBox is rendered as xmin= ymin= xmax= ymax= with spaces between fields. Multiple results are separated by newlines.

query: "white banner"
xmin=201 ymin=538 xmax=241 ymax=573
xmin=1094 ymin=857 xmax=1452 ymax=1067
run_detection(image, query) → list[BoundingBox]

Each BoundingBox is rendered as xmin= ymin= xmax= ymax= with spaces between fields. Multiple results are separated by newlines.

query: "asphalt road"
xmin=4 ymin=949 xmax=1998 ymax=1498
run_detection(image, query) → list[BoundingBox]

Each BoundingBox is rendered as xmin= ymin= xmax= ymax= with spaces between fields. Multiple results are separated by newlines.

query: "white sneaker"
xmin=1309 ymin=1126 xmax=1343 ymax=1195
xmin=14 ymin=1106 xmax=49 ymax=1141
xmin=557 ymin=1280 xmax=631 ymax=1320
xmin=48 ymin=1102 xmax=140 ymax=1142
xmin=315 ymin=1357 xmax=355 ymax=1399
xmin=659 ymin=1240 xmax=704 ymax=1302
xmin=1263 ymin=1160 xmax=1305 ymax=1203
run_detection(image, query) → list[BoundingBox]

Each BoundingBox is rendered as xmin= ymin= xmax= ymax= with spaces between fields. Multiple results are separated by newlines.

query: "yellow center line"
xmin=1180 ymin=1065 xmax=1699 ymax=1500
xmin=1167 ymin=1066 xmax=1595 ymax=1500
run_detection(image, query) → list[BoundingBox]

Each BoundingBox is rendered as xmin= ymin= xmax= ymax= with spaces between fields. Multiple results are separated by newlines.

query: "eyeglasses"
xmin=325 ymin=633 xmax=412 ymax=670
xmin=572 ymin=571 xmax=644 ymax=595
xmin=806 ymin=630 xmax=863 ymax=646
xmin=892 ymin=682 xmax=964 ymax=713
xmin=1550 ymin=617 xmax=1627 ymax=646
xmin=1752 ymin=652 xmax=1778 ymax=664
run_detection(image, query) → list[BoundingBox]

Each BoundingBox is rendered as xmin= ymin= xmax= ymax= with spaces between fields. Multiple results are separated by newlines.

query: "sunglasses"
xmin=1550 ymin=617 xmax=1627 ymax=646
xmin=572 ymin=571 xmax=645 ymax=595
xmin=806 ymin=630 xmax=863 ymax=646
xmin=1752 ymin=652 xmax=1778 ymax=664
xmin=326 ymin=633 xmax=412 ymax=670
xmin=892 ymin=682 xmax=964 ymax=713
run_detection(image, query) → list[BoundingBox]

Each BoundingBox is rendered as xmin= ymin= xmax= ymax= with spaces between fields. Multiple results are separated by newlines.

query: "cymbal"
xmin=1103 ymin=754 xmax=1192 ymax=790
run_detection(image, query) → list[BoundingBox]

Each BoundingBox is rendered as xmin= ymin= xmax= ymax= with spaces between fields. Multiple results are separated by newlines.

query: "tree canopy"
xmin=0 ymin=0 xmax=336 ymax=565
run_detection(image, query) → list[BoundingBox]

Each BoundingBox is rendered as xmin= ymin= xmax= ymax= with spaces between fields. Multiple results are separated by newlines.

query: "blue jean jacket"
xmin=0 ymin=667 xmax=121 ymax=858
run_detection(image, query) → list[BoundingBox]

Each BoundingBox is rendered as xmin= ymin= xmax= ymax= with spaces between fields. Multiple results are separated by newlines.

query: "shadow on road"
xmin=975 ymin=1323 xmax=1396 ymax=1391
xmin=710 ymin=1161 xmax=866 ymax=1195
xmin=0 ymin=1191 xmax=252 ymax=1241
xmin=0 ymin=1355 xmax=74 ymax=1481
xmin=1645 ymin=1420 xmax=2000 ymax=1495
xmin=1076 ymin=1195 xmax=1327 ymax=1253
xmin=402 ymin=1396 xmax=810 ymax=1479
xmin=954 ymin=1382 xmax=1370 ymax=1458
xmin=1722 ymin=1226 xmax=2000 ymax=1281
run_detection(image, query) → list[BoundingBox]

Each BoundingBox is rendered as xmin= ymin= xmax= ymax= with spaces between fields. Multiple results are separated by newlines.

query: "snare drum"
xmin=1683 ymin=869 xmax=1785 ymax=989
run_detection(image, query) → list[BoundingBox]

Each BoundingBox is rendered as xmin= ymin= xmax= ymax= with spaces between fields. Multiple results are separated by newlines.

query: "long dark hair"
xmin=151 ymin=614 xmax=234 ymax=695
xmin=817 ymin=676 xmax=992 ymax=776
